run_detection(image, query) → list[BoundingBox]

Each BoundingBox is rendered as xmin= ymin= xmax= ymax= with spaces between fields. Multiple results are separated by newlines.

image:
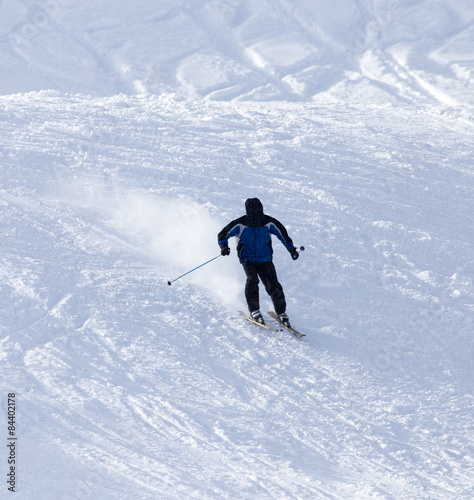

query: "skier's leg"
xmin=242 ymin=262 xmax=260 ymax=313
xmin=258 ymin=262 xmax=286 ymax=315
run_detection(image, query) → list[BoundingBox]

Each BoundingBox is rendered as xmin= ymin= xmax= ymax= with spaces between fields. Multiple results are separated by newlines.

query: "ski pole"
xmin=167 ymin=254 xmax=221 ymax=286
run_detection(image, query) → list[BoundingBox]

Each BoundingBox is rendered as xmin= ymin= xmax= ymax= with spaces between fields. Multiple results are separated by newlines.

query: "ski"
xmin=268 ymin=311 xmax=305 ymax=338
xmin=239 ymin=311 xmax=281 ymax=333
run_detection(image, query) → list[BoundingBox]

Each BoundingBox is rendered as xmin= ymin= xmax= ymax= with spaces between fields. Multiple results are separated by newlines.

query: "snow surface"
xmin=1 ymin=1 xmax=474 ymax=499
xmin=1 ymin=0 xmax=474 ymax=104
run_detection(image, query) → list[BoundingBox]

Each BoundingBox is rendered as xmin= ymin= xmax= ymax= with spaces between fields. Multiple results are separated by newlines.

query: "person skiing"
xmin=217 ymin=198 xmax=299 ymax=327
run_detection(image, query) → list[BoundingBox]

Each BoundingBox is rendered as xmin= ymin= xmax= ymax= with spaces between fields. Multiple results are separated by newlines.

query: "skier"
xmin=217 ymin=198 xmax=299 ymax=327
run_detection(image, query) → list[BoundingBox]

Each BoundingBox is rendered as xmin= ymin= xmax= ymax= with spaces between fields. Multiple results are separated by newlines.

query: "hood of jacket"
xmin=245 ymin=198 xmax=265 ymax=227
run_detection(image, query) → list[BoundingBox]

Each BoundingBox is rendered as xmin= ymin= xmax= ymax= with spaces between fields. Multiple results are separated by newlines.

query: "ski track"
xmin=1 ymin=1 xmax=474 ymax=105
xmin=1 ymin=92 xmax=474 ymax=498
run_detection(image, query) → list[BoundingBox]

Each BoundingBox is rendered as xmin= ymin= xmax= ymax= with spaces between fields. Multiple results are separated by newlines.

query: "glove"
xmin=289 ymin=246 xmax=299 ymax=260
xmin=220 ymin=244 xmax=230 ymax=256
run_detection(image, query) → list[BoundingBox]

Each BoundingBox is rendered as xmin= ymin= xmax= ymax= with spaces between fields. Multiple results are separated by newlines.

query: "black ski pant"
xmin=242 ymin=261 xmax=286 ymax=315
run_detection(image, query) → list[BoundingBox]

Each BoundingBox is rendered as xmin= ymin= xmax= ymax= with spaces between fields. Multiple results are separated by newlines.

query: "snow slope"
xmin=1 ymin=1 xmax=474 ymax=499
xmin=1 ymin=0 xmax=473 ymax=104
xmin=1 ymin=92 xmax=473 ymax=498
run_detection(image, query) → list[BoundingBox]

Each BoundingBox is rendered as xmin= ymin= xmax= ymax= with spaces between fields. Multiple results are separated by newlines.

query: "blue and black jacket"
xmin=218 ymin=199 xmax=294 ymax=263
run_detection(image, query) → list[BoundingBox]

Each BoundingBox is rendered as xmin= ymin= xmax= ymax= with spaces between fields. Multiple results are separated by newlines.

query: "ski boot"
xmin=250 ymin=310 xmax=265 ymax=325
xmin=278 ymin=313 xmax=291 ymax=328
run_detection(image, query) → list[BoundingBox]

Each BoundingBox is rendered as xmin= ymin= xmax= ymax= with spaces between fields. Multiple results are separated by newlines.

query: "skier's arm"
xmin=268 ymin=217 xmax=299 ymax=260
xmin=268 ymin=217 xmax=293 ymax=251
xmin=217 ymin=218 xmax=244 ymax=253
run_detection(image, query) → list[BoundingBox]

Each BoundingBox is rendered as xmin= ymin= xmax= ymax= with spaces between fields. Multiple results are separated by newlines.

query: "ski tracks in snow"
xmin=1 ymin=93 xmax=474 ymax=498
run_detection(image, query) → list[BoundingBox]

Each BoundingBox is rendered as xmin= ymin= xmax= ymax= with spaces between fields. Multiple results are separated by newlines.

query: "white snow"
xmin=1 ymin=1 xmax=473 ymax=499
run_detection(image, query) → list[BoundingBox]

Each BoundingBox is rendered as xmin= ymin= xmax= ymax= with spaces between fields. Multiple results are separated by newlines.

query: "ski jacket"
xmin=218 ymin=214 xmax=294 ymax=263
